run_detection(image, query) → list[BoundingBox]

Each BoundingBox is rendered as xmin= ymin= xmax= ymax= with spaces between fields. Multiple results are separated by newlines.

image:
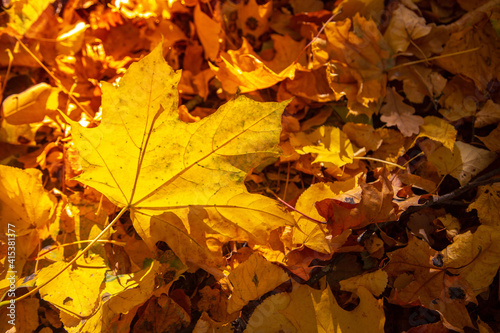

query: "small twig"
xmin=398 ymin=166 xmax=500 ymax=221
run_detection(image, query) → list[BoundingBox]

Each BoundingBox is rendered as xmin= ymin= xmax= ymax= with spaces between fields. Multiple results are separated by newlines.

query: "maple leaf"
xmin=245 ymin=283 xmax=385 ymax=332
xmin=0 ymin=165 xmax=56 ymax=277
xmin=383 ymin=3 xmax=432 ymax=53
xmin=209 ymin=38 xmax=299 ymax=94
xmin=380 ymin=87 xmax=424 ymax=137
xmin=315 ymin=13 xmax=394 ymax=115
xmin=194 ymin=4 xmax=221 ymax=61
xmin=315 ymin=172 xmax=396 ymax=237
xmin=36 ymin=255 xmax=107 ymax=325
xmin=227 ymin=253 xmax=289 ymax=313
xmin=289 ymin=126 xmax=354 ymax=168
xmin=4 ymin=0 xmax=52 ymax=36
xmin=442 ymin=225 xmax=500 ymax=293
xmin=68 ymin=43 xmax=294 ymax=269
xmin=427 ymin=141 xmax=497 ymax=185
xmin=415 ymin=116 xmax=457 ymax=151
xmin=292 ymin=180 xmax=356 ymax=253
xmin=384 ymin=235 xmax=476 ymax=331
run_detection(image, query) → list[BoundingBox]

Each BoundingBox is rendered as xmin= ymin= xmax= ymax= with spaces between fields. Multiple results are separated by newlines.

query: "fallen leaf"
xmin=340 ymin=269 xmax=388 ymax=296
xmin=384 ymin=3 xmax=432 ymax=53
xmin=385 ymin=235 xmax=476 ymax=332
xmin=194 ymin=4 xmax=221 ymax=60
xmin=67 ymin=43 xmax=295 ymax=269
xmin=262 ymin=34 xmax=307 ymax=74
xmin=391 ymin=64 xmax=447 ymax=104
xmin=237 ymin=0 xmax=272 ymax=47
xmin=380 ymin=87 xmax=424 ymax=137
xmin=290 ymin=126 xmax=354 ymax=167
xmin=193 ymin=312 xmax=234 ymax=332
xmin=438 ymin=76 xmax=478 ymax=122
xmin=316 ymin=13 xmax=394 ymax=115
xmin=131 ymin=294 xmax=190 ymax=332
xmin=434 ymin=16 xmax=500 ymax=92
xmin=292 ymin=180 xmax=357 ymax=253
xmin=316 ymin=172 xmax=396 ymax=236
xmin=281 ymin=67 xmax=337 ymax=103
xmin=0 ymin=165 xmax=56 ymax=236
xmin=5 ymin=0 xmax=53 ymax=35
xmin=227 ymin=254 xmax=289 ymax=313
xmin=477 ymin=123 xmax=500 ymax=152
xmin=342 ymin=123 xmax=383 ymax=152
xmin=371 ymin=128 xmax=407 ymax=165
xmin=443 ymin=225 xmax=500 ymax=293
xmin=467 ymin=184 xmax=500 ymax=227
xmin=210 ymin=39 xmax=298 ymax=94
xmin=2 ymin=83 xmax=59 ymax=125
xmin=197 ymin=286 xmax=235 ymax=323
xmin=475 ymin=100 xmax=500 ymax=128
xmin=280 ymin=283 xmax=385 ymax=332
xmin=416 ymin=116 xmax=457 ymax=151
xmin=68 ymin=260 xmax=164 ymax=332
xmin=427 ymin=141 xmax=497 ymax=185
xmin=36 ymin=255 xmax=107 ymax=323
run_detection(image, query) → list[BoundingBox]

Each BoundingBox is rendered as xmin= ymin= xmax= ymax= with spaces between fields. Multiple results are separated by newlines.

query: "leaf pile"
xmin=1 ymin=0 xmax=500 ymax=332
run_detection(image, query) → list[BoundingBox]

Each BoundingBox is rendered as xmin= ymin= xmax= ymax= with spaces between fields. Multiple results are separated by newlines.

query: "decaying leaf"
xmin=385 ymin=235 xmax=476 ymax=331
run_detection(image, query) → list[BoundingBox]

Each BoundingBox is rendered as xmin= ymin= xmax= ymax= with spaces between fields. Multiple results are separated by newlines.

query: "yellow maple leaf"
xmin=443 ymin=225 xmax=500 ymax=293
xmin=0 ymin=165 xmax=56 ymax=235
xmin=5 ymin=0 xmax=53 ymax=36
xmin=340 ymin=269 xmax=388 ymax=297
xmin=36 ymin=255 xmax=107 ymax=323
xmin=227 ymin=254 xmax=289 ymax=313
xmin=416 ymin=116 xmax=457 ymax=151
xmin=209 ymin=38 xmax=299 ymax=94
xmin=68 ymin=43 xmax=295 ymax=270
xmin=291 ymin=180 xmax=356 ymax=253
xmin=246 ymin=282 xmax=385 ymax=332
xmin=290 ymin=126 xmax=354 ymax=168
xmin=467 ymin=184 xmax=500 ymax=227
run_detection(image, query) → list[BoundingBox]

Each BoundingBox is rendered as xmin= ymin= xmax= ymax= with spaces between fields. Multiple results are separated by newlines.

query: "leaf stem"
xmin=32 ymin=239 xmax=127 ymax=260
xmin=12 ymin=36 xmax=94 ymax=121
xmin=266 ymin=189 xmax=327 ymax=224
xmin=389 ymin=48 xmax=480 ymax=71
xmin=0 ymin=206 xmax=128 ymax=308
xmin=353 ymin=156 xmax=406 ymax=170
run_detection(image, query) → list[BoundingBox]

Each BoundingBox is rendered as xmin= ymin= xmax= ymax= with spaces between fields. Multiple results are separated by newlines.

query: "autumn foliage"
xmin=0 ymin=0 xmax=500 ymax=332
